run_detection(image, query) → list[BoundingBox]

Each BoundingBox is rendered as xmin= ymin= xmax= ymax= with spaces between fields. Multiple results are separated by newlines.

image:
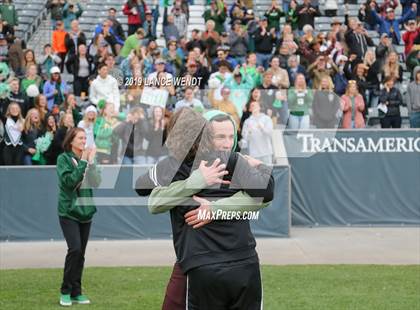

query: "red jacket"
xmin=123 ymin=1 xmax=148 ymax=25
xmin=402 ymin=29 xmax=420 ymax=56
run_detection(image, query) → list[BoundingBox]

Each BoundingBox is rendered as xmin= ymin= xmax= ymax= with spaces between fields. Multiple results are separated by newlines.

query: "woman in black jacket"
xmin=378 ymin=76 xmax=403 ymax=128
xmin=66 ymin=44 xmax=95 ymax=97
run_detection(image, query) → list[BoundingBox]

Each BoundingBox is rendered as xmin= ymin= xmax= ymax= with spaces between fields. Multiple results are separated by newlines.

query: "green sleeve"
xmin=57 ymin=155 xmax=88 ymax=190
xmin=210 ymin=191 xmax=270 ymax=212
xmin=148 ymin=169 xmax=207 ymax=214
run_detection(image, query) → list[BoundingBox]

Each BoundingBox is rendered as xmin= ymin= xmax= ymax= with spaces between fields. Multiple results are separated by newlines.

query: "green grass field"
xmin=1 ymin=265 xmax=419 ymax=310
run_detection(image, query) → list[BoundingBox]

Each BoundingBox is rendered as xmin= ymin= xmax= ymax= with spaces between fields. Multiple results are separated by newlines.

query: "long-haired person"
xmin=56 ymin=127 xmax=101 ymax=306
xmin=312 ymin=76 xmax=341 ymax=129
xmin=341 ymin=81 xmax=366 ymax=129
xmin=287 ymin=73 xmax=313 ymax=129
xmin=378 ymin=76 xmax=403 ymax=128
xmin=34 ymin=94 xmax=49 ymax=129
xmin=145 ymin=106 xmax=167 ymax=164
xmin=77 ymin=105 xmax=97 ymax=149
xmin=43 ymin=66 xmax=69 ymax=111
xmin=3 ymin=102 xmax=24 ymax=165
xmin=32 ymin=115 xmax=57 ymax=165
xmin=22 ymin=108 xmax=44 ymax=165
xmin=47 ymin=113 xmax=75 ymax=165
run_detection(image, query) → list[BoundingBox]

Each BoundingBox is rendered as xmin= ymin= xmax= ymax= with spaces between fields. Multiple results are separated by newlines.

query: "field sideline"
xmin=1 ymin=265 xmax=419 ymax=310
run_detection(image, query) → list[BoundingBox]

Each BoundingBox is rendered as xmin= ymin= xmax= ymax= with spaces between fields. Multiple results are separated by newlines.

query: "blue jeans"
xmin=256 ymin=53 xmax=272 ymax=70
xmin=287 ymin=114 xmax=310 ymax=129
xmin=122 ymin=156 xmax=147 ymax=165
xmin=410 ymin=112 xmax=420 ymax=128
xmin=23 ymin=154 xmax=33 ymax=165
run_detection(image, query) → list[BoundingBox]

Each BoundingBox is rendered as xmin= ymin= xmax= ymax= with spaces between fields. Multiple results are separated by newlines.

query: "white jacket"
xmin=89 ymin=75 xmax=120 ymax=112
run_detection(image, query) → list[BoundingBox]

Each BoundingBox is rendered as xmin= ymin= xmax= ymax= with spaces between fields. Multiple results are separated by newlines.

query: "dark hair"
xmin=383 ymin=76 xmax=395 ymax=84
xmin=109 ymin=7 xmax=117 ymax=12
xmin=62 ymin=127 xmax=85 ymax=152
xmin=97 ymin=63 xmax=108 ymax=71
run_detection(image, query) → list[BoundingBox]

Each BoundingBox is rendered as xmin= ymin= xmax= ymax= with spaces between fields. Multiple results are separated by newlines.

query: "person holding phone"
xmin=56 ymin=127 xmax=101 ymax=306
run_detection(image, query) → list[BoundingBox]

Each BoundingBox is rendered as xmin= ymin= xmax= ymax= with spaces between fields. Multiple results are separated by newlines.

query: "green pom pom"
xmin=97 ymin=99 xmax=106 ymax=110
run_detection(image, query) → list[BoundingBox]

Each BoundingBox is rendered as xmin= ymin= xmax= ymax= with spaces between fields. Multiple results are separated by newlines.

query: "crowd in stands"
xmin=0 ymin=0 xmax=419 ymax=166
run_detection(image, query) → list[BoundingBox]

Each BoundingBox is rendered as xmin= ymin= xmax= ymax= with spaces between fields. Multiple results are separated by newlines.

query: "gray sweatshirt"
xmin=406 ymin=66 xmax=420 ymax=113
xmin=241 ymin=113 xmax=273 ymax=158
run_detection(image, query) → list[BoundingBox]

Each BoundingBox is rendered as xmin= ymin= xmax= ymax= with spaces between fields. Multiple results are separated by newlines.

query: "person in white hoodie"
xmin=77 ymin=105 xmax=97 ymax=148
xmin=241 ymin=100 xmax=274 ymax=164
xmin=89 ymin=63 xmax=120 ymax=113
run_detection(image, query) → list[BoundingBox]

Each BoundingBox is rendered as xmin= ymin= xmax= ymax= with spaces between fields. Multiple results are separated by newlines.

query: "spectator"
xmin=162 ymin=39 xmax=184 ymax=77
xmin=378 ymin=76 xmax=402 ymax=128
xmin=175 ymin=87 xmax=204 ymax=112
xmin=7 ymin=38 xmax=24 ymax=76
xmin=402 ymin=20 xmax=419 ymax=57
xmin=345 ymin=18 xmax=375 ymax=60
xmin=114 ymin=107 xmax=149 ymax=165
xmin=259 ymin=70 xmax=288 ymax=125
xmin=269 ymin=56 xmax=289 ymax=89
xmin=0 ymin=0 xmax=18 ymax=29
xmin=39 ymin=44 xmax=62 ymax=81
xmin=120 ymin=28 xmax=146 ymax=58
xmin=22 ymin=108 xmax=43 ymax=165
xmin=0 ymin=34 xmax=8 ymax=64
xmin=308 ymin=56 xmax=339 ymax=90
xmin=94 ymin=101 xmax=120 ymax=164
xmin=186 ymin=29 xmax=206 ymax=52
xmin=406 ymin=49 xmax=420 ymax=78
xmin=312 ymin=76 xmax=341 ymax=128
xmin=363 ymin=50 xmax=381 ymax=108
xmin=8 ymin=78 xmax=28 ymax=117
xmin=33 ymin=94 xmax=49 ymax=129
xmin=77 ymin=105 xmax=97 ymax=148
xmin=20 ymin=64 xmax=42 ymax=94
xmin=264 ymin=0 xmax=284 ymax=32
xmin=31 ymin=114 xmax=56 ymax=165
xmin=286 ymin=1 xmax=299 ymax=31
xmin=378 ymin=0 xmax=398 ymax=17
xmin=99 ymin=19 xmax=122 ymax=56
xmin=163 ymin=11 xmax=180 ymax=43
xmin=46 ymin=0 xmax=66 ymax=30
xmin=143 ymin=9 xmax=157 ymax=41
xmin=43 ymin=66 xmax=69 ymax=111
xmin=208 ymin=87 xmax=240 ymax=128
xmin=382 ymin=51 xmax=402 ymax=84
xmin=61 ymin=94 xmax=82 ymax=127
xmin=369 ymin=3 xmax=416 ymax=45
xmin=228 ymin=21 xmax=249 ymax=64
xmin=358 ymin=1 xmax=378 ymax=31
xmin=172 ymin=5 xmax=188 ymax=39
xmin=287 ymin=55 xmax=307 ymax=86
xmin=106 ymin=9 xmax=125 ymax=44
xmin=375 ymin=33 xmax=395 ymax=66
xmin=145 ymin=106 xmax=167 ymax=164
xmin=287 ymin=73 xmax=313 ymax=129
xmin=52 ymin=21 xmax=68 ymax=72
xmin=202 ymin=20 xmax=220 ymax=59
xmin=64 ymin=20 xmax=86 ymax=58
xmin=224 ymin=66 xmax=254 ymax=117
xmin=203 ymin=0 xmax=227 ymax=34
xmin=401 ymin=0 xmax=417 ymax=16
xmin=254 ymin=17 xmax=276 ymax=69
xmin=241 ymin=100 xmax=273 ymax=164
xmin=352 ymin=62 xmax=370 ymax=106
xmin=89 ymin=63 xmax=121 ymax=113
xmin=212 ymin=46 xmax=238 ymax=71
xmin=23 ymin=49 xmax=37 ymax=73
xmin=46 ymin=112 xmax=74 ymax=165
xmin=180 ymin=59 xmax=209 ymax=90
xmin=296 ymin=0 xmax=321 ymax=31
xmin=62 ymin=1 xmax=83 ymax=31
xmin=406 ymin=67 xmax=420 ymax=128
xmin=2 ymin=102 xmax=24 ymax=165
xmin=66 ymin=44 xmax=95 ymax=97
xmin=341 ymin=80 xmax=365 ymax=129
xmin=334 ymin=55 xmax=350 ymax=96
xmin=123 ymin=0 xmax=149 ymax=36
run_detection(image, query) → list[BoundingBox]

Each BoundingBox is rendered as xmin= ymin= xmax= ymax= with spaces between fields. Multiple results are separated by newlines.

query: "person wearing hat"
xmin=402 ymin=20 xmax=420 ymax=56
xmin=376 ymin=32 xmax=396 ymax=67
xmin=120 ymin=28 xmax=145 ymax=58
xmin=143 ymin=8 xmax=157 ymax=41
xmin=43 ymin=66 xmax=69 ymax=111
xmin=213 ymin=46 xmax=238 ymax=71
xmin=77 ymin=105 xmax=97 ymax=148
xmin=162 ymin=37 xmax=184 ymax=77
xmin=52 ymin=21 xmax=68 ymax=72
xmin=369 ymin=1 xmax=417 ymax=44
xmin=203 ymin=0 xmax=227 ymax=35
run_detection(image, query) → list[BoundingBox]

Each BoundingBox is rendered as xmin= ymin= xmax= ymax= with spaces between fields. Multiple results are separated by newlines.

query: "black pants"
xmin=59 ymin=216 xmax=92 ymax=296
xmin=187 ymin=259 xmax=262 ymax=310
xmin=128 ymin=24 xmax=141 ymax=36
xmin=2 ymin=144 xmax=23 ymax=165
xmin=73 ymin=76 xmax=90 ymax=97
xmin=380 ymin=115 xmax=402 ymax=128
xmin=58 ymin=52 xmax=67 ymax=72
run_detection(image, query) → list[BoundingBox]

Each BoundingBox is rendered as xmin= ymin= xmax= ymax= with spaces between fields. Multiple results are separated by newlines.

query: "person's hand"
xmin=184 ymin=196 xmax=212 ymax=229
xmin=242 ymin=154 xmax=263 ymax=168
xmin=198 ymin=158 xmax=230 ymax=186
xmin=81 ymin=148 xmax=89 ymax=161
xmin=88 ymin=147 xmax=96 ymax=164
xmin=412 ymin=2 xmax=417 ymax=11
xmin=54 ymin=89 xmax=58 ymax=95
xmin=28 ymin=148 xmax=36 ymax=155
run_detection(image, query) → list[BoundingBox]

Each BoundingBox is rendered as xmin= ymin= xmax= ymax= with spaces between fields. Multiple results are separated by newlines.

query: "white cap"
xmin=50 ymin=66 xmax=61 ymax=74
xmin=85 ymin=105 xmax=97 ymax=114
xmin=336 ymin=55 xmax=348 ymax=64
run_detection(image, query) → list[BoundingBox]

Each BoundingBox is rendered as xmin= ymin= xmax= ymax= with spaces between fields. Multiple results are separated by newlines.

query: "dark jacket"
xmin=114 ymin=119 xmax=149 ymax=158
xmin=296 ymin=4 xmax=321 ymax=30
xmin=22 ymin=127 xmax=44 ymax=154
xmin=135 ymin=151 xmax=274 ymax=273
xmin=344 ymin=30 xmax=375 ymax=59
xmin=56 ymin=151 xmax=101 ymax=223
xmin=64 ymin=32 xmax=87 ymax=56
xmin=66 ymin=54 xmax=96 ymax=78
xmin=46 ymin=0 xmax=65 ymax=20
xmin=254 ymin=28 xmax=276 ymax=54
xmin=312 ymin=90 xmax=341 ymax=128
xmin=379 ymin=87 xmax=403 ymax=117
